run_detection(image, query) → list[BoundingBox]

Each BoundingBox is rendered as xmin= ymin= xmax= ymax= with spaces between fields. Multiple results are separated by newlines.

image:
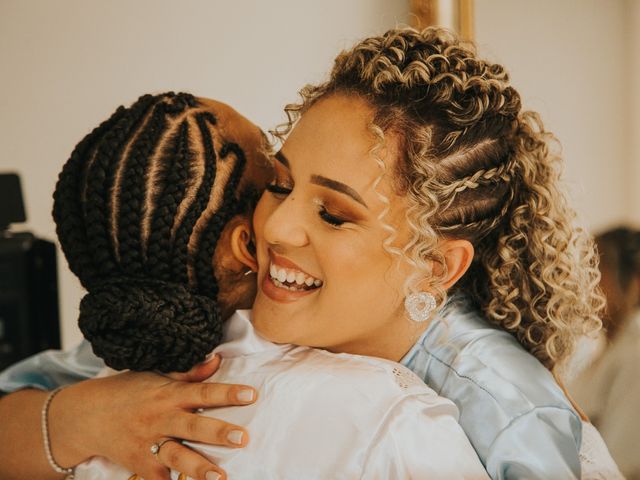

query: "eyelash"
xmin=265 ymin=182 xmax=348 ymax=228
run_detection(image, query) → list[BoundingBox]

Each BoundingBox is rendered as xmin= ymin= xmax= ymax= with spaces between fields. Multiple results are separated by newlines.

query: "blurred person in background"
xmin=570 ymin=226 xmax=640 ymax=479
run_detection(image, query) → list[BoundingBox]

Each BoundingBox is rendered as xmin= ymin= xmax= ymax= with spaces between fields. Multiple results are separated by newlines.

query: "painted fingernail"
xmin=237 ymin=388 xmax=255 ymax=403
xmin=205 ymin=472 xmax=221 ymax=480
xmin=227 ymin=429 xmax=244 ymax=445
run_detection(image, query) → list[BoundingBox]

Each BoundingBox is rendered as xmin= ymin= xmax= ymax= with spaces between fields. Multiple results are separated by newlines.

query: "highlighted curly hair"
xmin=272 ymin=27 xmax=603 ymax=372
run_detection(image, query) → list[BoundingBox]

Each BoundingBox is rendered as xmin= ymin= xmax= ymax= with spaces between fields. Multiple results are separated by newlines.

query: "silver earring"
xmin=404 ymin=292 xmax=436 ymax=322
xmin=243 ymin=269 xmax=255 ymax=277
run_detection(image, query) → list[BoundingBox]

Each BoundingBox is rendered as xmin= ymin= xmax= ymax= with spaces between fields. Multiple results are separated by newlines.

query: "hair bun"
xmin=79 ymin=279 xmax=222 ymax=372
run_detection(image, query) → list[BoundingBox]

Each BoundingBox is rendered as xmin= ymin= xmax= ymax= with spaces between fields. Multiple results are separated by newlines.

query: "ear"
xmin=230 ymin=220 xmax=258 ymax=272
xmin=434 ymin=239 xmax=474 ymax=290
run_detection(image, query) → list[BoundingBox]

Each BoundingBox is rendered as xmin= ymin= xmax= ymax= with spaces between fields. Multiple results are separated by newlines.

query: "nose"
xmin=262 ymin=194 xmax=309 ymax=249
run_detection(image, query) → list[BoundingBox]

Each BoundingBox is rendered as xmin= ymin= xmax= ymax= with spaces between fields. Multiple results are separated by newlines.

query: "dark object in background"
xmin=0 ymin=173 xmax=60 ymax=371
xmin=0 ymin=174 xmax=26 ymax=230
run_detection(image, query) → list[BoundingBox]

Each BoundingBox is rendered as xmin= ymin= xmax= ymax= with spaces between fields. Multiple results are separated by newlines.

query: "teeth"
xmin=273 ymin=278 xmax=305 ymax=292
xmin=277 ymin=269 xmax=287 ymax=283
xmin=268 ymin=262 xmax=323 ymax=290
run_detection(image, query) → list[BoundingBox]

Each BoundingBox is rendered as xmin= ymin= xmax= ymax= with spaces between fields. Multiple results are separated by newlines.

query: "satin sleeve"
xmin=0 ymin=339 xmax=104 ymax=392
xmin=486 ymin=406 xmax=581 ymax=479
xmin=361 ymin=394 xmax=489 ymax=480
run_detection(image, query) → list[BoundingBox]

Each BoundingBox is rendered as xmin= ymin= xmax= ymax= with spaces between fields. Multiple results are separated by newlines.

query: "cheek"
xmin=252 ymin=193 xmax=271 ymax=245
xmin=321 ymin=237 xmax=401 ymax=310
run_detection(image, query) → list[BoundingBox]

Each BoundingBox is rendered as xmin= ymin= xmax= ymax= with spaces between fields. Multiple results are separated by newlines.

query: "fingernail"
xmin=204 ymin=352 xmax=217 ymax=362
xmin=237 ymin=388 xmax=255 ymax=403
xmin=227 ymin=429 xmax=244 ymax=445
xmin=205 ymin=472 xmax=221 ymax=480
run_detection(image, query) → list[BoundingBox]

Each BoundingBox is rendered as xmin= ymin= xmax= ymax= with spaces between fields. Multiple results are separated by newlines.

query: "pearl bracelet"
xmin=41 ymin=387 xmax=75 ymax=479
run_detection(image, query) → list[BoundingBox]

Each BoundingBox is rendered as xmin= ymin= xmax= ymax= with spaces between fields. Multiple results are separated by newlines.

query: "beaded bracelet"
xmin=41 ymin=387 xmax=75 ymax=479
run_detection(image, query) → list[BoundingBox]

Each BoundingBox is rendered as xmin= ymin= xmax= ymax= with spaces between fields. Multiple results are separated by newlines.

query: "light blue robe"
xmin=0 ymin=295 xmax=581 ymax=479
xmin=401 ymin=294 xmax=581 ymax=479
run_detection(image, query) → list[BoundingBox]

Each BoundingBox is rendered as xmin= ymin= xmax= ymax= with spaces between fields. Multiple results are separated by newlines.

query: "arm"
xmin=0 ymin=340 xmax=104 ymax=393
xmin=0 ymin=388 xmax=58 ymax=479
xmin=0 ymin=356 xmax=256 ymax=480
xmin=486 ymin=406 xmax=581 ymax=480
xmin=361 ymin=394 xmax=489 ymax=479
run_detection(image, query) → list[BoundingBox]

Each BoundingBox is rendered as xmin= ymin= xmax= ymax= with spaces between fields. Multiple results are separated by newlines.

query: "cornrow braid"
xmin=116 ymin=98 xmax=174 ymax=276
xmin=170 ymin=113 xmax=218 ymax=286
xmin=53 ymin=92 xmax=256 ymax=372
xmin=52 ymin=104 xmax=130 ymax=287
xmin=82 ymin=95 xmax=158 ymax=281
xmin=193 ymin=142 xmax=247 ymax=297
xmin=145 ymin=120 xmax=192 ymax=280
xmin=271 ymin=27 xmax=603 ymax=373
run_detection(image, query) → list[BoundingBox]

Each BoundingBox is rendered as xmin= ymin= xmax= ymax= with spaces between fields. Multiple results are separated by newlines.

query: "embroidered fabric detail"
xmin=392 ymin=366 xmax=424 ymax=389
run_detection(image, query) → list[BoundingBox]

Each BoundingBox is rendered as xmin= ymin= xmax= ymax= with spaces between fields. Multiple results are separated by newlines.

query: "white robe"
xmin=74 ymin=310 xmax=488 ymax=480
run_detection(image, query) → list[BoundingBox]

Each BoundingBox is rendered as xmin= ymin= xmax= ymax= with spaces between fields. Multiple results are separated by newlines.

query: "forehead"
xmin=283 ymin=94 xmax=401 ymax=199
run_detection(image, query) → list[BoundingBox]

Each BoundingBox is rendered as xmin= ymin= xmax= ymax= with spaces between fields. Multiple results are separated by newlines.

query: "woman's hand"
xmin=50 ymin=355 xmax=256 ymax=480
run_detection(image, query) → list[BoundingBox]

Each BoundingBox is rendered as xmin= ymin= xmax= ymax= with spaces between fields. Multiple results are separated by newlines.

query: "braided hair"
xmin=53 ymin=92 xmax=259 ymax=372
xmin=272 ymin=27 xmax=603 ymax=373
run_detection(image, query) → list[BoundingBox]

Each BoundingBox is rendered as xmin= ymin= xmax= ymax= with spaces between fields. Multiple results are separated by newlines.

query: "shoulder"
xmin=407 ymin=295 xmax=577 ymax=416
xmin=295 ymin=347 xmax=448 ymax=405
xmin=402 ymin=295 xmax=582 ymax=477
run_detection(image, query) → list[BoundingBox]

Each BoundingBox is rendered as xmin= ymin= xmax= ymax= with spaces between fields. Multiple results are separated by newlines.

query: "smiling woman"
xmin=248 ymin=26 xmax=610 ymax=478
xmin=251 ymin=93 xmax=473 ymax=360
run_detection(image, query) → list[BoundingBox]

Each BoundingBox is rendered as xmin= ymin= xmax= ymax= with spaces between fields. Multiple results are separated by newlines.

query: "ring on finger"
xmin=150 ymin=438 xmax=176 ymax=460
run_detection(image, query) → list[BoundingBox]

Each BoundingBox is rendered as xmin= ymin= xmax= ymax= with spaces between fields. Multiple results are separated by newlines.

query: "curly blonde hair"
xmin=272 ymin=27 xmax=603 ymax=372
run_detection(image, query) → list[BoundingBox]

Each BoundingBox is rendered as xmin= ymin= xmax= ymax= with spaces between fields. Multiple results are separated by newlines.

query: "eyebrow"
xmin=275 ymin=150 xmax=369 ymax=208
xmin=310 ymin=175 xmax=368 ymax=209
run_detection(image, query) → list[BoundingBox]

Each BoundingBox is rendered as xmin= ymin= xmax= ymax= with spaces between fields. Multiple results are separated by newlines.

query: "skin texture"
xmin=251 ymin=94 xmax=473 ymax=361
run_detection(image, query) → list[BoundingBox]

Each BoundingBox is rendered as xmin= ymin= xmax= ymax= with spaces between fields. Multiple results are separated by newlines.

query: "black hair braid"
xmin=80 ymin=94 xmax=159 ymax=280
xmin=83 ymin=98 xmax=158 ymax=282
xmin=145 ymin=120 xmax=192 ymax=280
xmin=170 ymin=112 xmax=219 ymax=285
xmin=53 ymin=105 xmax=131 ymax=288
xmin=116 ymin=100 xmax=171 ymax=275
xmin=194 ymin=142 xmax=246 ymax=296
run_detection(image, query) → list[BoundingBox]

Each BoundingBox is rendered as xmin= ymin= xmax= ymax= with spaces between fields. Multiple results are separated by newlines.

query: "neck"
xmin=327 ymin=317 xmax=430 ymax=362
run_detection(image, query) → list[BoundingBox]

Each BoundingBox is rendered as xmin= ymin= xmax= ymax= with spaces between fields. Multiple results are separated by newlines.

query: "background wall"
xmin=1 ymin=0 xmax=637 ymax=348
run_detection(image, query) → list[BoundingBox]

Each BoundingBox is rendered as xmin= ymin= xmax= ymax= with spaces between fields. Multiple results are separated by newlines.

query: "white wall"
xmin=1 ymin=0 xmax=637 ymax=348
xmin=476 ymin=0 xmax=632 ymax=230
xmin=0 ymin=0 xmax=409 ymax=347
xmin=629 ymin=0 xmax=640 ymax=225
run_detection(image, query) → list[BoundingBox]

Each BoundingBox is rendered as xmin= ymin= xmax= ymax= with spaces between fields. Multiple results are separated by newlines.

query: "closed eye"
xmin=318 ymin=206 xmax=347 ymax=227
xmin=266 ymin=182 xmax=292 ymax=197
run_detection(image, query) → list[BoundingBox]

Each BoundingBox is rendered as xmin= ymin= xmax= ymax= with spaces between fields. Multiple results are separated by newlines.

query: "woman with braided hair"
xmin=52 ymin=91 xmax=269 ymax=373
xmin=0 ymin=92 xmax=277 ymax=480
xmin=0 ymin=27 xmax=621 ymax=479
